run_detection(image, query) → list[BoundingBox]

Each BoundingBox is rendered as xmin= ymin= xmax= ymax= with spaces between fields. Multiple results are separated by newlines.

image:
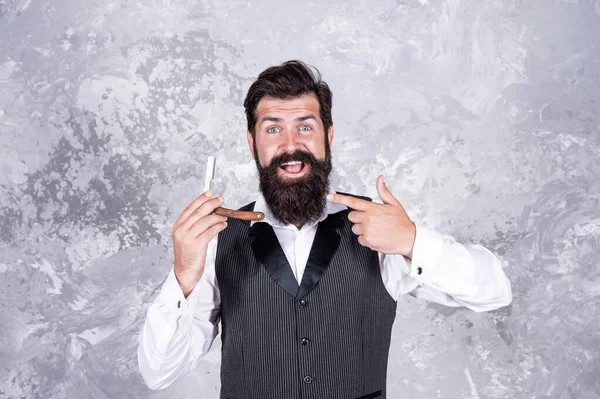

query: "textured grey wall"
xmin=1 ymin=0 xmax=599 ymax=398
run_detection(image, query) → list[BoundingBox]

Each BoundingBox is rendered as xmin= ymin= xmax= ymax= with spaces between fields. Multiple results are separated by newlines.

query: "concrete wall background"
xmin=1 ymin=0 xmax=599 ymax=397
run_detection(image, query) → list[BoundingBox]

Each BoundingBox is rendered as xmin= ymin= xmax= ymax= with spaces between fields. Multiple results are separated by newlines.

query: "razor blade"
xmin=204 ymin=156 xmax=216 ymax=193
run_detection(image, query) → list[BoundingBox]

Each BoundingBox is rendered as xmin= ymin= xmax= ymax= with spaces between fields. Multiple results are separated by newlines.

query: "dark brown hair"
xmin=243 ymin=60 xmax=333 ymax=138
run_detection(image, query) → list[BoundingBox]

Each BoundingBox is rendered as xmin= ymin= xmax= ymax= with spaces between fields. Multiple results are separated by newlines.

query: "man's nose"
xmin=282 ymin=129 xmax=299 ymax=153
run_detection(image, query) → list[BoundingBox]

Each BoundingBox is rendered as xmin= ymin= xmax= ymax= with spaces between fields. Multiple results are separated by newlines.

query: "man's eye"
xmin=299 ymin=125 xmax=312 ymax=131
xmin=267 ymin=127 xmax=280 ymax=133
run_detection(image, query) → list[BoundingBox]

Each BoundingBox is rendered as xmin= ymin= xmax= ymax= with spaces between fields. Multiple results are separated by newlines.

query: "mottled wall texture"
xmin=1 ymin=0 xmax=599 ymax=398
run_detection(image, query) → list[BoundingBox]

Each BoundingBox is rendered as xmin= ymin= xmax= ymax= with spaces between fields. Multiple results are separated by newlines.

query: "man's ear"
xmin=327 ymin=125 xmax=334 ymax=147
xmin=247 ymin=130 xmax=255 ymax=160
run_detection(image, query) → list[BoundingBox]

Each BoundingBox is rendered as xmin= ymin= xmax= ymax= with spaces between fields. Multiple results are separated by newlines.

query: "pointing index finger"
xmin=327 ymin=193 xmax=372 ymax=211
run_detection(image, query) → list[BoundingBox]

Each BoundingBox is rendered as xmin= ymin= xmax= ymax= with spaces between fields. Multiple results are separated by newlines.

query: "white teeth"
xmin=281 ymin=161 xmax=302 ymax=166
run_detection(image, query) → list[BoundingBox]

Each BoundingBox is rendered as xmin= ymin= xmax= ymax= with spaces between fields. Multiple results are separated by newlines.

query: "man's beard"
xmin=255 ymin=146 xmax=332 ymax=227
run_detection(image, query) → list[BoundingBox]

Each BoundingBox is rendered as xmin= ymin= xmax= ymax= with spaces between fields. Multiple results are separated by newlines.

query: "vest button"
xmin=301 ymin=337 xmax=310 ymax=346
xmin=298 ymin=299 xmax=308 ymax=307
xmin=303 ymin=375 xmax=313 ymax=384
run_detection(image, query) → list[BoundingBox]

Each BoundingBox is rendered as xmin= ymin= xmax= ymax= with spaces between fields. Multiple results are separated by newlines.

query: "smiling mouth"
xmin=279 ymin=160 xmax=307 ymax=177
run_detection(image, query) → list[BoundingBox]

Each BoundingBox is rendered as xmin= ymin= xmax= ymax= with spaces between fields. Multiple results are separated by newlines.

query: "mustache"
xmin=267 ymin=151 xmax=317 ymax=169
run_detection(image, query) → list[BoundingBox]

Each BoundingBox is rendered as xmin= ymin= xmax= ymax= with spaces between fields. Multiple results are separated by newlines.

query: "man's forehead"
xmin=256 ymin=94 xmax=320 ymax=117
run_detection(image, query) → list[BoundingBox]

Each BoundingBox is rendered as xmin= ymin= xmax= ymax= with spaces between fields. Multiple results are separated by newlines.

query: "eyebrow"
xmin=259 ymin=115 xmax=318 ymax=126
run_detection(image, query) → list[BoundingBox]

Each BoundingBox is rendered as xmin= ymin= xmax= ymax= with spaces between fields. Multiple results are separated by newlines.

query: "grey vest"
xmin=215 ymin=195 xmax=397 ymax=399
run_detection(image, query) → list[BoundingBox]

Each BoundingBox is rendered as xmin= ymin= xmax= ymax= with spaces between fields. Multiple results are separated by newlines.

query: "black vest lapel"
xmin=250 ymin=222 xmax=299 ymax=298
xmin=296 ymin=210 xmax=344 ymax=299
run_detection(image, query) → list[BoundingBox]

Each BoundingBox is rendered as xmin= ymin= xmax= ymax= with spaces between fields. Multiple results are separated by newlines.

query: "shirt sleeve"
xmin=137 ymin=235 xmax=221 ymax=390
xmin=380 ymin=223 xmax=512 ymax=312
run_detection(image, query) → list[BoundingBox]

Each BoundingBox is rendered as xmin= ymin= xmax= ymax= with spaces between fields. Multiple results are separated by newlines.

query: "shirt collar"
xmin=250 ymin=190 xmax=347 ymax=230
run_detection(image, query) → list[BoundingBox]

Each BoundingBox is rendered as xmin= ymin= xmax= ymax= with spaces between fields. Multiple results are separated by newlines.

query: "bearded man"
xmin=137 ymin=60 xmax=512 ymax=399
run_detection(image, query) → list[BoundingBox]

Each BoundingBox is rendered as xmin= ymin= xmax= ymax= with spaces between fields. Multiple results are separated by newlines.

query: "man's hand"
xmin=172 ymin=190 xmax=228 ymax=297
xmin=327 ymin=175 xmax=416 ymax=257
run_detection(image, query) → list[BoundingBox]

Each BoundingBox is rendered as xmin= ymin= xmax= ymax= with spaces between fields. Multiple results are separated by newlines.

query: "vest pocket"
xmin=356 ymin=390 xmax=382 ymax=399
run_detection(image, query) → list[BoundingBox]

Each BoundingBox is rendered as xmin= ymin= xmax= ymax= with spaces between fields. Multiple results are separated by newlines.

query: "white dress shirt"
xmin=138 ymin=192 xmax=512 ymax=390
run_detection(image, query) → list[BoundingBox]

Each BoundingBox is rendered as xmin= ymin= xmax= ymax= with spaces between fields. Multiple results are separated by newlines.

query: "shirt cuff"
xmin=409 ymin=223 xmax=444 ymax=281
xmin=157 ymin=266 xmax=202 ymax=321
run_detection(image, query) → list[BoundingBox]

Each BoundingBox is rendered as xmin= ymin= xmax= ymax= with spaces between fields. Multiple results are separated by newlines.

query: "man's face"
xmin=248 ymin=94 xmax=333 ymax=174
xmin=247 ymin=94 xmax=335 ymax=226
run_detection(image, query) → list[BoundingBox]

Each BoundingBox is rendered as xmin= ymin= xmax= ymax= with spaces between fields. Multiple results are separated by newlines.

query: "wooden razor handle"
xmin=214 ymin=207 xmax=265 ymax=221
